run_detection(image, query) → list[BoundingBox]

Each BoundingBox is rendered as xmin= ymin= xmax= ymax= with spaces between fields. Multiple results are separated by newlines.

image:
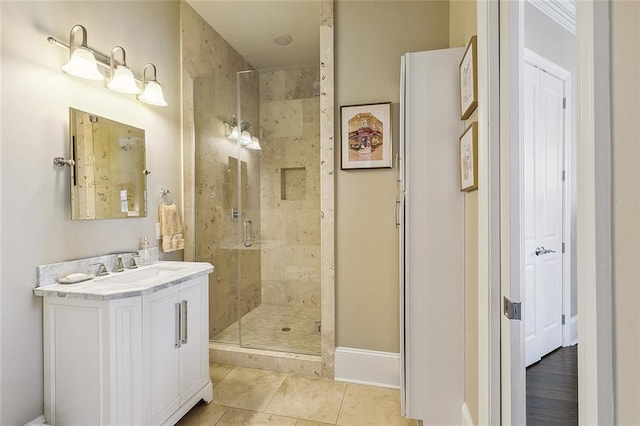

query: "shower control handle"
xmin=243 ymin=219 xmax=254 ymax=248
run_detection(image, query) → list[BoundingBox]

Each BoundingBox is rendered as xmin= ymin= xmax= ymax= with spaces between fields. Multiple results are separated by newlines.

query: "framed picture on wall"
xmin=340 ymin=102 xmax=392 ymax=169
xmin=459 ymin=122 xmax=478 ymax=192
xmin=459 ymin=35 xmax=478 ymax=120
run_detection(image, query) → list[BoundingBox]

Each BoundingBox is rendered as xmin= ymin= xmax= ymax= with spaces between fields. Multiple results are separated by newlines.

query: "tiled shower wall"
xmin=181 ymin=2 xmax=262 ymax=338
xmin=182 ymin=2 xmax=322 ymax=340
xmin=259 ymin=67 xmax=321 ymax=309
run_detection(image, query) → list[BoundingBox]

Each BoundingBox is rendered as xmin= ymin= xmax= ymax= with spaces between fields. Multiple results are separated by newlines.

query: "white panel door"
xmin=523 ymin=62 xmax=565 ymax=366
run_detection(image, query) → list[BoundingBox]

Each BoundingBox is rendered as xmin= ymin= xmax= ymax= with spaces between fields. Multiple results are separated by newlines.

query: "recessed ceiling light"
xmin=274 ymin=34 xmax=293 ymax=46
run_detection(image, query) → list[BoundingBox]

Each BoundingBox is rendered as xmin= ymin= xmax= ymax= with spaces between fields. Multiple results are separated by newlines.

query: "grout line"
xmin=211 ymin=363 xmax=234 ymax=385
xmin=333 ymin=382 xmax=349 ymax=425
xmin=263 ymin=372 xmax=290 ymax=413
xmin=215 ymin=405 xmax=230 ymax=426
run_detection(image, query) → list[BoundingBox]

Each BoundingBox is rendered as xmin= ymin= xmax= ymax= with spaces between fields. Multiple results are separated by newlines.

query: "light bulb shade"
xmin=61 ymin=47 xmax=104 ymax=81
xmin=107 ymin=65 xmax=140 ymax=94
xmin=138 ymin=80 xmax=168 ymax=106
xmin=247 ymin=136 xmax=262 ymax=151
xmin=227 ymin=126 xmax=239 ymax=140
xmin=240 ymin=130 xmax=252 ymax=146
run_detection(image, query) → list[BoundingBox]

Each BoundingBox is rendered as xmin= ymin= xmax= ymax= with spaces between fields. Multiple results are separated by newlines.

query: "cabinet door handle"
xmin=180 ymin=300 xmax=188 ymax=345
xmin=175 ymin=302 xmax=181 ymax=348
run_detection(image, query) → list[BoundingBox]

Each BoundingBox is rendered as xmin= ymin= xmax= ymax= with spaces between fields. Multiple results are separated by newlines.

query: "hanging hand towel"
xmin=159 ymin=203 xmax=185 ymax=252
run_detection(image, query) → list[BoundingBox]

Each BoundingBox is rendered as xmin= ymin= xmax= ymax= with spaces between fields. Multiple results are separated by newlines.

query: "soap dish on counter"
xmin=58 ymin=273 xmax=95 ymax=284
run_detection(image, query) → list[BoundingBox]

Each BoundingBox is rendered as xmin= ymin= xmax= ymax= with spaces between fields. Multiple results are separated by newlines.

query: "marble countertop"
xmin=33 ymin=261 xmax=214 ymax=301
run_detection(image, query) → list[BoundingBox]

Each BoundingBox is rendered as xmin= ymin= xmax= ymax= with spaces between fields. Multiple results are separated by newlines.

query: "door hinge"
xmin=562 ymin=97 xmax=567 ymax=109
xmin=562 ymin=170 xmax=566 ymax=181
xmin=562 ymin=314 xmax=566 ymax=325
xmin=503 ymin=297 xmax=522 ymax=321
xmin=562 ymin=242 xmax=566 ymax=253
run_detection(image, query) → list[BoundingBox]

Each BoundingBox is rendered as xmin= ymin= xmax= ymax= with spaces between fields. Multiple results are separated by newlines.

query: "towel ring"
xmin=159 ymin=188 xmax=176 ymax=206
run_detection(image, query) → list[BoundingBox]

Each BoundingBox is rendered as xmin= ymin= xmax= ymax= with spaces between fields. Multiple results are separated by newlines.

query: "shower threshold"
xmin=209 ymin=341 xmax=322 ymax=377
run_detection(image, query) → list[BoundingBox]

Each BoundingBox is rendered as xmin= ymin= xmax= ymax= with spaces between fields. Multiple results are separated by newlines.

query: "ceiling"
xmin=186 ymin=0 xmax=321 ymax=71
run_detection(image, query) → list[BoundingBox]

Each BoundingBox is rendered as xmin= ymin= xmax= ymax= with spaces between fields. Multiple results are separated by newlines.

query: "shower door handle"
xmin=243 ymin=219 xmax=253 ymax=247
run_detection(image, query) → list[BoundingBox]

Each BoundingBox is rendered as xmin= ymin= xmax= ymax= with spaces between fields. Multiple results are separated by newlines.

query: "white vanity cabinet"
xmin=43 ymin=294 xmax=144 ymax=425
xmin=38 ymin=262 xmax=213 ymax=426
xmin=142 ymin=276 xmax=210 ymax=425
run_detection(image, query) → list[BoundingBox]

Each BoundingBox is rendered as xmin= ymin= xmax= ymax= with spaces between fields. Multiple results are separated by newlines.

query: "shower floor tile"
xmin=212 ymin=304 xmax=321 ymax=355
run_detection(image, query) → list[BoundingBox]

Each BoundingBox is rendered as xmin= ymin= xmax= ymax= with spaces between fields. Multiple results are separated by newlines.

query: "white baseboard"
xmin=334 ymin=347 xmax=400 ymax=389
xmin=24 ymin=415 xmax=47 ymax=426
xmin=564 ymin=314 xmax=578 ymax=346
xmin=461 ymin=402 xmax=474 ymax=426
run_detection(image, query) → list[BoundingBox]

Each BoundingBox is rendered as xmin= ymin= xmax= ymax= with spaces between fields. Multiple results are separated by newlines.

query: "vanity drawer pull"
xmin=180 ymin=300 xmax=188 ymax=345
xmin=175 ymin=302 xmax=181 ymax=348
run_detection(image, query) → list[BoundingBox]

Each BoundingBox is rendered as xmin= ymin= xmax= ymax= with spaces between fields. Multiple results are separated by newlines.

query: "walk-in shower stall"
xmin=182 ymin=2 xmax=322 ymax=358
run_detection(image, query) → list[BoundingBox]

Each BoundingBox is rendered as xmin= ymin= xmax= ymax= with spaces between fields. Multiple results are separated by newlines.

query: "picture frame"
xmin=459 ymin=122 xmax=478 ymax=192
xmin=340 ymin=102 xmax=392 ymax=169
xmin=459 ymin=35 xmax=478 ymax=120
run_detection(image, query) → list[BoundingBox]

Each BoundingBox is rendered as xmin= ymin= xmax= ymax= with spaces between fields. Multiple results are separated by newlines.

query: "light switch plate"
xmin=155 ymin=223 xmax=161 ymax=240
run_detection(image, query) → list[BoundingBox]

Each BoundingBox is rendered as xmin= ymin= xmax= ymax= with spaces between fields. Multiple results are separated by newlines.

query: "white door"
xmin=523 ymin=62 xmax=565 ymax=366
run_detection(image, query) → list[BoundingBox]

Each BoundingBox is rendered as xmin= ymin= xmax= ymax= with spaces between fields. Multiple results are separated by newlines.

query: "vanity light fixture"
xmin=48 ymin=24 xmax=167 ymax=106
xmin=60 ymin=24 xmax=104 ymax=81
xmin=223 ymin=120 xmax=261 ymax=151
xmin=224 ymin=116 xmax=255 ymax=146
xmin=138 ymin=63 xmax=168 ymax=106
xmin=107 ymin=46 xmax=140 ymax=95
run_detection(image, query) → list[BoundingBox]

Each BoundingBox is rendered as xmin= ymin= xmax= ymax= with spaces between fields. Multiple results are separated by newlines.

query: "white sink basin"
xmin=95 ymin=264 xmax=187 ymax=285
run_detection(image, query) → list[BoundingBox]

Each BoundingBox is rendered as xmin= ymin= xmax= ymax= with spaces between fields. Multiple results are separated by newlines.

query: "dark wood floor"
xmin=526 ymin=345 xmax=578 ymax=426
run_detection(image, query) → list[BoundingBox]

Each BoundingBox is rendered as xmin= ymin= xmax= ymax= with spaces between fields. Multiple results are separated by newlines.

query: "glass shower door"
xmin=203 ymin=67 xmax=322 ymax=356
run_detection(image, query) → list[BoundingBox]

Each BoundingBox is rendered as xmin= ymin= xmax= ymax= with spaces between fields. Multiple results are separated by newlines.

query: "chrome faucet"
xmin=116 ymin=256 xmax=124 ymax=272
xmin=92 ymin=263 xmax=109 ymax=276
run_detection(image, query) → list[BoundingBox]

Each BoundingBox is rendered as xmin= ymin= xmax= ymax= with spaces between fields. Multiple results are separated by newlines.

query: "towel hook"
xmin=53 ymin=156 xmax=75 ymax=167
xmin=159 ymin=187 xmax=176 ymax=205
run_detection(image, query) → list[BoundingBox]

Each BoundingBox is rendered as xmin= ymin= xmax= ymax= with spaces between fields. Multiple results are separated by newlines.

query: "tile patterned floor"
xmin=177 ymin=364 xmax=418 ymax=426
xmin=212 ymin=304 xmax=321 ymax=355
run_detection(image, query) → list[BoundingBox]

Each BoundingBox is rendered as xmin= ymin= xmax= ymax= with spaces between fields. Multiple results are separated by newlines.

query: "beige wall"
xmin=449 ymin=0 xmax=478 ymax=423
xmin=0 ymin=2 xmax=181 ymax=423
xmin=611 ymin=1 xmax=640 ymax=423
xmin=335 ymin=0 xmax=449 ymax=353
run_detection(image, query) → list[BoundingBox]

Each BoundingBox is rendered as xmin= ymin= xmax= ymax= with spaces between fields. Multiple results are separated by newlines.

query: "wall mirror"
xmin=224 ymin=156 xmax=248 ymax=216
xmin=69 ymin=107 xmax=147 ymax=220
